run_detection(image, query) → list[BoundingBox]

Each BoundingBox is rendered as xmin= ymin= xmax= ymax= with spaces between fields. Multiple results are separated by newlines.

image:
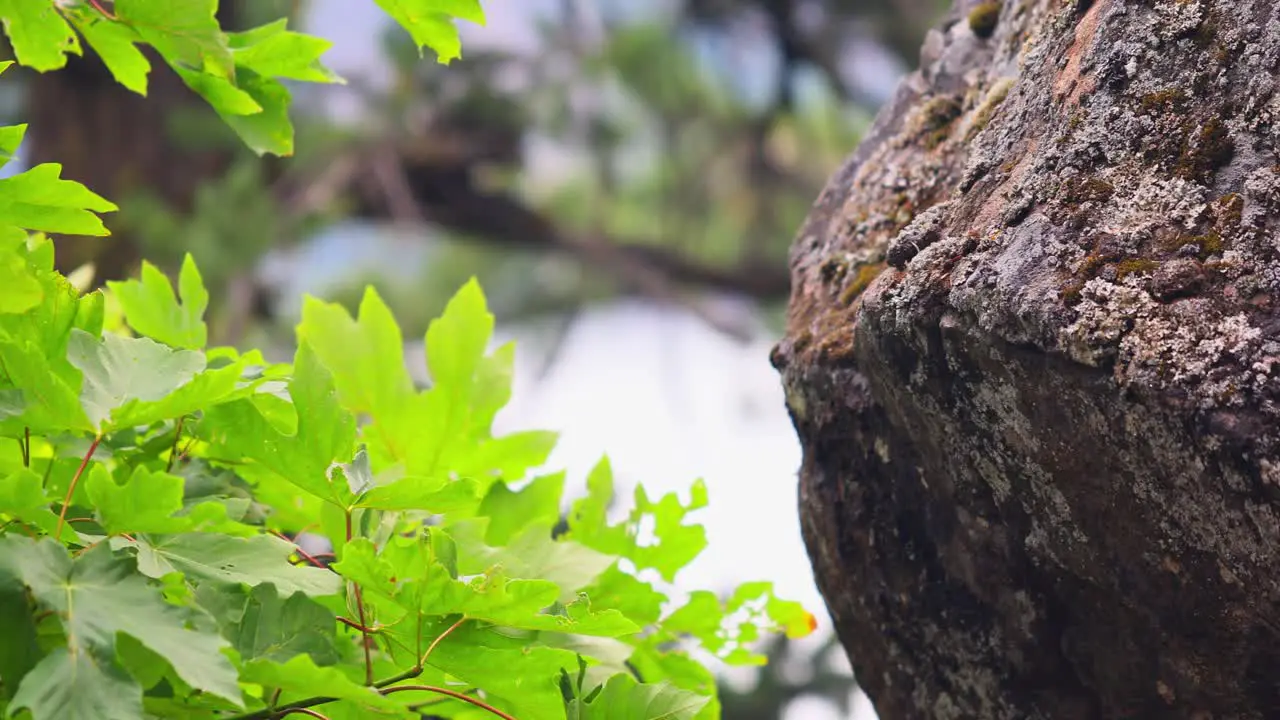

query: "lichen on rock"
xmin=775 ymin=0 xmax=1280 ymax=717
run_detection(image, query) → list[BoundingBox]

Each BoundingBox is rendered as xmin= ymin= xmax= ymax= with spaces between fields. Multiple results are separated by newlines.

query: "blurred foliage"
xmin=15 ymin=0 xmax=945 ymax=344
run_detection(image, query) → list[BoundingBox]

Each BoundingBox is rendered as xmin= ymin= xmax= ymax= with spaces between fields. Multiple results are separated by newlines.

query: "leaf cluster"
xmin=0 ymin=0 xmax=483 ymax=156
xmin=0 ymin=232 xmax=815 ymax=720
xmin=0 ymin=4 xmax=815 ymax=718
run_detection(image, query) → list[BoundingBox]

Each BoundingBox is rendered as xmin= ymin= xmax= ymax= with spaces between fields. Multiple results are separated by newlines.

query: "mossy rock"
xmin=968 ymin=2 xmax=1001 ymax=40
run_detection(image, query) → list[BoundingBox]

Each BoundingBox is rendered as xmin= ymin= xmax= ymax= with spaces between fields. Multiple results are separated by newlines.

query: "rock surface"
xmin=772 ymin=1 xmax=1280 ymax=717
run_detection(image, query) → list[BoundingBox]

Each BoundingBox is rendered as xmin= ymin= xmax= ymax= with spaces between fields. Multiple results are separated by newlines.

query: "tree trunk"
xmin=773 ymin=1 xmax=1280 ymax=718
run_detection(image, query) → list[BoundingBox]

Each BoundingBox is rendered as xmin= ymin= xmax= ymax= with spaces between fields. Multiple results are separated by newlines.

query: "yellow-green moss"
xmin=1175 ymin=117 xmax=1234 ymax=181
xmin=840 ymin=262 xmax=888 ymax=305
xmin=792 ymin=328 xmax=814 ymax=353
xmin=891 ymin=193 xmax=916 ymax=229
xmin=1114 ymin=259 xmax=1160 ymax=279
xmin=1138 ymin=89 xmax=1188 ymax=115
xmin=968 ymin=2 xmax=1002 ymax=39
xmin=914 ymin=96 xmax=963 ymax=149
xmin=966 ymin=78 xmax=1015 ymax=140
xmin=1197 ymin=231 xmax=1225 ymax=257
xmin=819 ymin=255 xmax=850 ymax=285
xmin=1061 ymin=279 xmax=1088 ymax=306
xmin=920 ymin=97 xmax=963 ymax=131
xmin=1157 ymin=229 xmax=1228 ymax=260
xmin=1061 ymin=177 xmax=1115 ymax=206
xmin=1215 ymin=193 xmax=1243 ymax=229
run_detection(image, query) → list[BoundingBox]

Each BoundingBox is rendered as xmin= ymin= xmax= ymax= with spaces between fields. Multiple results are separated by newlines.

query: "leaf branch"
xmin=345 ymin=509 xmax=374 ymax=685
xmin=277 ymin=709 xmax=329 ymax=720
xmin=55 ymin=434 xmax=101 ymax=540
xmin=382 ymin=685 xmax=518 ymax=720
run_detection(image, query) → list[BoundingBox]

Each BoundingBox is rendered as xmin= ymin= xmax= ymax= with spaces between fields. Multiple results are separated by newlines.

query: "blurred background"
xmin=1 ymin=0 xmax=947 ymax=716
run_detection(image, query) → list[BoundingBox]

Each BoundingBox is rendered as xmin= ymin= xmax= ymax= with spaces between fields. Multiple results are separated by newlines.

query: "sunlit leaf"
xmin=107 ymin=255 xmax=208 ymax=349
xmin=0 ymin=164 xmax=117 ymax=237
xmin=375 ymin=0 xmax=485 ymax=64
xmin=0 ymin=0 xmax=79 ymax=71
xmin=70 ymin=13 xmax=150 ymax=95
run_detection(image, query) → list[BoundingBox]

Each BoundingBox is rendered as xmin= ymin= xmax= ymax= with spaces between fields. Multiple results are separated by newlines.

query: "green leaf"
xmin=0 ymin=388 xmax=23 ymax=421
xmin=659 ymin=582 xmax=814 ymax=666
xmin=566 ymin=674 xmax=710 ymax=720
xmin=0 ymin=469 xmax=78 ymax=542
xmin=229 ymin=19 xmax=342 ymax=83
xmin=375 ymin=0 xmax=485 ymax=64
xmin=0 ymin=538 xmax=242 ymax=705
xmin=106 ymin=255 xmax=208 ymax=349
xmin=110 ymin=356 xmax=251 ymax=429
xmin=355 ymin=472 xmax=479 ymax=514
xmin=66 ymin=328 xmax=205 ymax=432
xmin=174 ymin=66 xmax=262 ymax=115
xmin=75 ymin=288 xmax=105 ymax=337
xmin=477 ymin=472 xmax=564 ymax=546
xmin=227 ymin=584 xmax=338 ymax=664
xmin=416 ymin=624 xmax=579 ymax=720
xmin=201 ymin=343 xmax=356 ymax=505
xmin=580 ymin=565 xmax=666 ymax=628
xmin=0 ymin=164 xmax=118 ymax=236
xmin=86 ymin=465 xmax=192 ymax=535
xmin=452 ymin=522 xmax=615 ymax=603
xmin=395 ymin=281 xmax=518 ymax=479
xmin=453 ymin=429 xmax=559 ymax=489
xmin=114 ymin=632 xmax=171 ymax=692
xmin=186 ymin=68 xmax=294 ymax=156
xmin=70 ymin=13 xmax=151 ymax=95
xmin=566 ymin=458 xmax=708 ymax=582
xmin=0 ymin=122 xmax=26 ymax=168
xmin=0 ymin=334 xmax=91 ymax=435
xmin=239 ymin=654 xmax=406 ymax=714
xmin=0 ymin=244 xmax=42 ymax=314
xmin=0 ymin=568 xmax=39 ymax=701
xmin=337 ymin=534 xmax=634 ymax=637
xmin=297 ymin=289 xmax=414 ymax=428
xmin=426 ymin=278 xmax=493 ymax=401
xmin=9 ymin=647 xmax=144 ymax=720
xmin=115 ymin=0 xmax=233 ymax=78
xmin=0 ymin=0 xmax=80 ymax=71
xmin=123 ymin=532 xmax=342 ymax=597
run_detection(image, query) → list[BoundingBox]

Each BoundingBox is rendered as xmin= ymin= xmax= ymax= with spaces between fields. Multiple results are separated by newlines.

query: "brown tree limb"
xmin=340 ymin=144 xmax=792 ymax=300
xmin=307 ymin=143 xmax=786 ymax=340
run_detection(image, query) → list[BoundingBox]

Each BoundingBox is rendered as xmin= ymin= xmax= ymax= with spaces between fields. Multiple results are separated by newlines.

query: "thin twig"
xmin=382 ymin=685 xmax=518 ymax=720
xmin=20 ymin=427 xmax=30 ymax=468
xmin=337 ymin=616 xmax=378 ymax=633
xmin=420 ymin=617 xmax=466 ymax=667
xmin=55 ymin=435 xmax=101 ymax=540
xmin=277 ymin=709 xmax=329 ymax=719
xmin=346 ymin=510 xmax=375 ymax=686
xmin=269 ymin=530 xmax=339 ymax=573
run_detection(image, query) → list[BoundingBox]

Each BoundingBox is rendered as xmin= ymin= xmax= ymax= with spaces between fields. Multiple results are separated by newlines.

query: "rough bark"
xmin=773 ymin=1 xmax=1280 ymax=718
